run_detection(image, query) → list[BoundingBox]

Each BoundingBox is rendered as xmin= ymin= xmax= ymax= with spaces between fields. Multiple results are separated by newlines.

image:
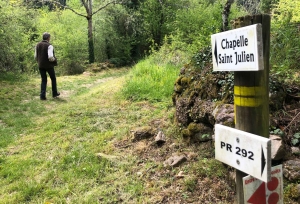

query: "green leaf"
xmin=291 ymin=138 xmax=299 ymax=146
xmin=293 ymin=133 xmax=300 ymax=139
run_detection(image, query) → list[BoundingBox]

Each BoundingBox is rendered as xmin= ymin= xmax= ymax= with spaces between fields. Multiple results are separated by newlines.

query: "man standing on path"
xmin=35 ymin=32 xmax=60 ymax=100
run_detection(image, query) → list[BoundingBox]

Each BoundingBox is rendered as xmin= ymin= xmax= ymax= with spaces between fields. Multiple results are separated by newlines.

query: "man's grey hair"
xmin=42 ymin=32 xmax=51 ymax=40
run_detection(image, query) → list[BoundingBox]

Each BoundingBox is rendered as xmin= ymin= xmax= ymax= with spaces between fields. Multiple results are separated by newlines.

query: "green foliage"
xmin=2 ymin=0 xmax=300 ymax=82
xmin=36 ymin=7 xmax=87 ymax=75
xmin=168 ymin=0 xmax=245 ymax=55
xmin=122 ymin=56 xmax=180 ymax=102
xmin=0 ymin=1 xmax=37 ymax=72
xmin=108 ymin=58 xmax=126 ymax=67
xmin=94 ymin=5 xmax=135 ymax=63
xmin=269 ymin=0 xmax=300 ymax=83
xmin=21 ymin=0 xmax=66 ymax=10
xmin=291 ymin=133 xmax=300 ymax=146
xmin=273 ymin=0 xmax=300 ymax=22
xmin=201 ymin=134 xmax=210 ymax=139
xmin=260 ymin=0 xmax=279 ymax=13
xmin=270 ymin=128 xmax=285 ymax=137
xmin=139 ymin=0 xmax=176 ymax=47
xmin=170 ymin=0 xmax=220 ymax=53
xmin=192 ymin=46 xmax=212 ymax=69
xmin=151 ymin=39 xmax=191 ymax=66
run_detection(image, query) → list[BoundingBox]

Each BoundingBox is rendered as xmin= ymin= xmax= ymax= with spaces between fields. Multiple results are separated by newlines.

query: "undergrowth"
xmin=122 ymin=56 xmax=180 ymax=102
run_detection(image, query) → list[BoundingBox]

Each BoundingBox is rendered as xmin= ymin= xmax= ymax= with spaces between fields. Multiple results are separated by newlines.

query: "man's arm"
xmin=34 ymin=46 xmax=37 ymax=61
xmin=48 ymin=45 xmax=56 ymax=62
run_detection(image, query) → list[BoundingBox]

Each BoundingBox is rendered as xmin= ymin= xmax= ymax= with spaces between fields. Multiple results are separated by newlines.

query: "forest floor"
xmin=0 ymin=68 xmax=298 ymax=203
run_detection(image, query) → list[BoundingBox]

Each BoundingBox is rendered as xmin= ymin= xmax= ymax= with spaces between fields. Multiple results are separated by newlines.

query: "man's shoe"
xmin=53 ymin=92 xmax=60 ymax=98
xmin=40 ymin=97 xmax=47 ymax=100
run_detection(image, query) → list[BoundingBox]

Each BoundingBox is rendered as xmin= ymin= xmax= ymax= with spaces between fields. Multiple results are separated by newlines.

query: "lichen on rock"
xmin=172 ymin=48 xmax=234 ymax=141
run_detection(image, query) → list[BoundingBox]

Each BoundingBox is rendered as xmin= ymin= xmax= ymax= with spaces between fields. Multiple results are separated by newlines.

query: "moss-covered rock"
xmin=190 ymin=99 xmax=215 ymax=124
xmin=172 ymin=48 xmax=299 ymax=149
xmin=175 ymin=98 xmax=191 ymax=126
xmin=180 ymin=77 xmax=190 ymax=86
xmin=187 ymin=122 xmax=202 ymax=133
xmin=182 ymin=122 xmax=213 ymax=142
xmin=284 ymin=184 xmax=300 ymax=202
xmin=173 ymin=59 xmax=232 ymax=142
xmin=174 ymin=84 xmax=183 ymax=93
xmin=182 ymin=128 xmax=192 ymax=138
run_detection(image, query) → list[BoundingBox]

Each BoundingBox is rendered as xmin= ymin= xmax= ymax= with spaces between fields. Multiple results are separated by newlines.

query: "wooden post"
xmin=231 ymin=15 xmax=270 ymax=203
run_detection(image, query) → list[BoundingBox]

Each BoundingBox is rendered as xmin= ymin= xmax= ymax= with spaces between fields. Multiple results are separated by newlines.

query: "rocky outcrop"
xmin=172 ymin=55 xmax=299 ymax=150
xmin=172 ymin=54 xmax=237 ymax=141
xmin=173 ymin=62 xmax=233 ymax=140
xmin=283 ymin=160 xmax=300 ymax=181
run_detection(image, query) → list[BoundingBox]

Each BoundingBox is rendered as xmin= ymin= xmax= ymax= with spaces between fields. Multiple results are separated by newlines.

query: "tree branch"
xmin=92 ymin=1 xmax=115 ymax=16
xmin=80 ymin=0 xmax=90 ymax=16
xmin=48 ymin=0 xmax=87 ymax=18
xmin=45 ymin=0 xmax=129 ymax=18
xmin=80 ymin=0 xmax=88 ymax=9
xmin=284 ymin=110 xmax=300 ymax=131
xmin=92 ymin=0 xmax=128 ymax=16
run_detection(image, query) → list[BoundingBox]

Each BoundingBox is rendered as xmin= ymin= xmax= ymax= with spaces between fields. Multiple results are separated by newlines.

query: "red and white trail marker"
xmin=243 ymin=165 xmax=283 ymax=204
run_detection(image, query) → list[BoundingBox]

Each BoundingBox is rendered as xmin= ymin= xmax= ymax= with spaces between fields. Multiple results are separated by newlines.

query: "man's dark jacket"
xmin=36 ymin=40 xmax=57 ymax=69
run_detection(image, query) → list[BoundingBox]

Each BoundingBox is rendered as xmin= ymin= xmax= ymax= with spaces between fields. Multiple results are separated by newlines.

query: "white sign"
xmin=243 ymin=165 xmax=283 ymax=204
xmin=211 ymin=24 xmax=263 ymax=71
xmin=215 ymin=124 xmax=271 ymax=182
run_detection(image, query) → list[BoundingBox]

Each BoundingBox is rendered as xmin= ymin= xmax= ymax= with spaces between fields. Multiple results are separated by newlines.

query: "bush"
xmin=0 ymin=2 xmax=37 ymax=72
xmin=61 ymin=60 xmax=85 ymax=75
xmin=270 ymin=0 xmax=300 ymax=83
xmin=94 ymin=5 xmax=135 ymax=64
xmin=122 ymin=56 xmax=180 ymax=102
xmin=108 ymin=58 xmax=126 ymax=67
xmin=168 ymin=0 xmax=245 ymax=55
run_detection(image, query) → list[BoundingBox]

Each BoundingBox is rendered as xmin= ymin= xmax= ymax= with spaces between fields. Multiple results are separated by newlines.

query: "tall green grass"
xmin=122 ymin=57 xmax=180 ymax=102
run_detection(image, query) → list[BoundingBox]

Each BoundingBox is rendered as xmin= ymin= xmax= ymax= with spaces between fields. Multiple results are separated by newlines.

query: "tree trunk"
xmin=63 ymin=0 xmax=117 ymax=63
xmin=87 ymin=0 xmax=94 ymax=63
xmin=222 ymin=0 xmax=234 ymax=31
xmin=88 ymin=16 xmax=95 ymax=63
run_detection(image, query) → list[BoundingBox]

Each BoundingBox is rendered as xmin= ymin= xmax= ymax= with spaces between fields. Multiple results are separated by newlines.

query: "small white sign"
xmin=215 ymin=124 xmax=271 ymax=182
xmin=243 ymin=165 xmax=283 ymax=204
xmin=211 ymin=24 xmax=263 ymax=71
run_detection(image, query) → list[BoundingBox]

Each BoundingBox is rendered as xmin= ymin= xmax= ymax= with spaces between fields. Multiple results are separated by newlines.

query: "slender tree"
xmin=52 ymin=0 xmax=127 ymax=63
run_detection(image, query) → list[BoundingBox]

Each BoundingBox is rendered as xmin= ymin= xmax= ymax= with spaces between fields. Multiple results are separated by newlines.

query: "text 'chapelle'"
xmin=218 ymin=35 xmax=254 ymax=65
